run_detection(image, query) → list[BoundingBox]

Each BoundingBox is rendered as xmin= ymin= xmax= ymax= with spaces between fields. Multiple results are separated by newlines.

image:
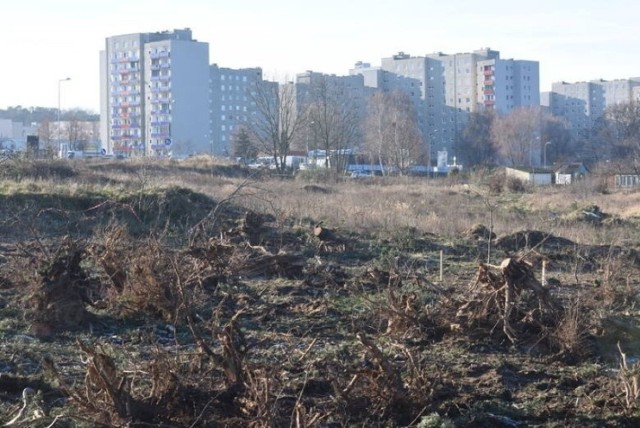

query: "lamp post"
xmin=306 ymin=121 xmax=314 ymax=166
xmin=544 ymin=141 xmax=552 ymax=168
xmin=57 ymin=77 xmax=71 ymax=156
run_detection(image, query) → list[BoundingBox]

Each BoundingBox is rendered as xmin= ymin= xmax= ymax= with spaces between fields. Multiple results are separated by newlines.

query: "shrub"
xmin=506 ymin=176 xmax=526 ymax=193
xmin=0 ymin=158 xmax=77 ymax=180
xmin=488 ymin=174 xmax=504 ymax=195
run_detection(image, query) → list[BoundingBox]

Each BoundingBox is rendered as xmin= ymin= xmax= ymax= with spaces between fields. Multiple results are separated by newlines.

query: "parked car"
xmin=350 ymin=171 xmax=374 ymax=178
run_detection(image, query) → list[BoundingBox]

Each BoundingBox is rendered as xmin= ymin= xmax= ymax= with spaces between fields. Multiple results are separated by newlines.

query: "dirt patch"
xmin=2 ymin=165 xmax=640 ymax=426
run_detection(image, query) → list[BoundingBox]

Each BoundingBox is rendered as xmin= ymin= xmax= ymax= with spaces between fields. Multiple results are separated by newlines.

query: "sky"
xmin=2 ymin=0 xmax=640 ymax=113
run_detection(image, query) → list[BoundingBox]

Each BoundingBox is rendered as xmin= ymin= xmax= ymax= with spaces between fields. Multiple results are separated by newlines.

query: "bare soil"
xmin=0 ymin=161 xmax=639 ymax=427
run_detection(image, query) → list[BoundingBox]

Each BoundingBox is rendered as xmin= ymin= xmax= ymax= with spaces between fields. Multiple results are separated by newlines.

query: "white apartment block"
xmin=351 ymin=49 xmax=539 ymax=161
xmin=100 ymin=28 xmax=209 ymax=157
xmin=209 ymin=65 xmax=263 ymax=156
xmin=543 ymin=78 xmax=640 ymax=138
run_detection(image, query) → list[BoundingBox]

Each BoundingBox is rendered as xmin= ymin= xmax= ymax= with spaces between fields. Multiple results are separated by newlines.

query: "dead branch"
xmin=357 ymin=333 xmax=406 ymax=400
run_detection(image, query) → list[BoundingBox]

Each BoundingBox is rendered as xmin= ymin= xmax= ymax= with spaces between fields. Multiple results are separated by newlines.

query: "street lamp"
xmin=306 ymin=121 xmax=314 ymax=166
xmin=544 ymin=141 xmax=552 ymax=168
xmin=57 ymin=77 xmax=71 ymax=156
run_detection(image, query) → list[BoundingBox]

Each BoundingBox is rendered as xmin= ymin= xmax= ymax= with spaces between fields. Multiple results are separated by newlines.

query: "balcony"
xmin=483 ymin=79 xmax=493 ymax=85
xmin=149 ymin=51 xmax=170 ymax=59
xmin=484 ymin=89 xmax=494 ymax=95
xmin=483 ymin=69 xmax=494 ymax=76
xmin=484 ymin=99 xmax=495 ymax=105
xmin=150 ymin=86 xmax=171 ymax=93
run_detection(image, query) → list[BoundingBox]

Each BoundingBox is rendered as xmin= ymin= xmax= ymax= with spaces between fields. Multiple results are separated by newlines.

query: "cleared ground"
xmin=0 ymin=157 xmax=640 ymax=427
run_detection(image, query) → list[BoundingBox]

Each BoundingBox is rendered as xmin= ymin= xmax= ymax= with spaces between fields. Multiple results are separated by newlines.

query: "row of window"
xmin=112 ymin=40 xmax=139 ymax=49
xmin=221 ymin=105 xmax=248 ymax=112
xmin=221 ymin=75 xmax=249 ymax=82
xmin=220 ymin=85 xmax=246 ymax=91
xmin=220 ymin=115 xmax=248 ymax=122
xmin=221 ymin=95 xmax=248 ymax=102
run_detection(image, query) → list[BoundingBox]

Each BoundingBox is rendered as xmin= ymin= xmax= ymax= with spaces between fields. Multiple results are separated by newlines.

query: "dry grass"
xmin=3 ymin=159 xmax=640 ymax=426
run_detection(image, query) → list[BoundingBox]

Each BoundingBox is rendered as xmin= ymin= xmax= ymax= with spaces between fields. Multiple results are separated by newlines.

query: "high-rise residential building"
xmin=209 ymin=65 xmax=264 ymax=156
xmin=294 ymin=71 xmax=368 ymax=157
xmin=351 ymin=48 xmax=539 ymax=162
xmin=295 ymin=70 xmax=368 ymax=115
xmin=100 ymin=28 xmax=209 ymax=157
xmin=542 ymin=78 xmax=640 ymax=138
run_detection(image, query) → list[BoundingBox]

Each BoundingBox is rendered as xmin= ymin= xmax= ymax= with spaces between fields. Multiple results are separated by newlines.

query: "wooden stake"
xmin=439 ymin=250 xmax=444 ymax=282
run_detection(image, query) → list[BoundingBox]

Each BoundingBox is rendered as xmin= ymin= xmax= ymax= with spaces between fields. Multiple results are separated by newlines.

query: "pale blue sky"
xmin=2 ymin=0 xmax=639 ymax=112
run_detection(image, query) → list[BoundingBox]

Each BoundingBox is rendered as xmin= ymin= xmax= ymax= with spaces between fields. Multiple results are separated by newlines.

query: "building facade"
xmin=351 ymin=49 xmax=539 ymax=162
xmin=100 ymin=28 xmax=209 ymax=157
xmin=209 ymin=65 xmax=263 ymax=156
xmin=294 ymin=71 xmax=368 ymax=160
xmin=542 ymin=78 xmax=640 ymax=139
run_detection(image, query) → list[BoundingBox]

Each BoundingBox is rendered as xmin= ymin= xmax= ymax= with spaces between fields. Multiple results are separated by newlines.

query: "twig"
xmin=189 ymin=398 xmax=215 ymax=428
xmin=296 ymin=338 xmax=318 ymax=362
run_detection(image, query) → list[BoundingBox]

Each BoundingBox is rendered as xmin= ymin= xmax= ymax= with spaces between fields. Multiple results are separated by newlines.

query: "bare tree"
xmin=65 ymin=110 xmax=95 ymax=151
xmin=491 ymin=107 xmax=542 ymax=166
xmin=540 ymin=115 xmax=573 ymax=166
xmin=249 ymin=79 xmax=305 ymax=173
xmin=231 ymin=126 xmax=258 ymax=164
xmin=363 ymin=92 xmax=390 ymax=173
xmin=37 ymin=120 xmax=54 ymax=148
xmin=304 ymin=76 xmax=362 ymax=174
xmin=67 ymin=118 xmax=82 ymax=151
xmin=456 ymin=110 xmax=496 ymax=167
xmin=363 ymin=90 xmax=424 ymax=175
xmin=600 ymin=100 xmax=640 ymax=161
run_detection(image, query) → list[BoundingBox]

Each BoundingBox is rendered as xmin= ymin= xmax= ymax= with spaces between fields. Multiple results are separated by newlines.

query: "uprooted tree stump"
xmin=26 ymin=242 xmax=95 ymax=336
xmin=312 ymin=223 xmax=346 ymax=252
xmin=456 ymin=257 xmax=560 ymax=344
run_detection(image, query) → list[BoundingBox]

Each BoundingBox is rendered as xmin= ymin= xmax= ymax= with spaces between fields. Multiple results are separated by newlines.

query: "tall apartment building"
xmin=209 ymin=65 xmax=264 ymax=156
xmin=295 ymin=70 xmax=368 ymax=115
xmin=543 ymin=78 xmax=640 ymax=138
xmin=100 ymin=28 xmax=209 ymax=157
xmin=351 ymin=49 xmax=539 ymax=161
xmin=294 ymin=71 xmax=368 ymax=153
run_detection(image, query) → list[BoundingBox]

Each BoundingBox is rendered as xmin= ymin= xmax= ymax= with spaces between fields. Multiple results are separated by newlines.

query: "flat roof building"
xmin=351 ymin=48 xmax=539 ymax=162
xmin=100 ymin=28 xmax=209 ymax=157
xmin=209 ymin=65 xmax=264 ymax=156
xmin=543 ymin=78 xmax=640 ymax=139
